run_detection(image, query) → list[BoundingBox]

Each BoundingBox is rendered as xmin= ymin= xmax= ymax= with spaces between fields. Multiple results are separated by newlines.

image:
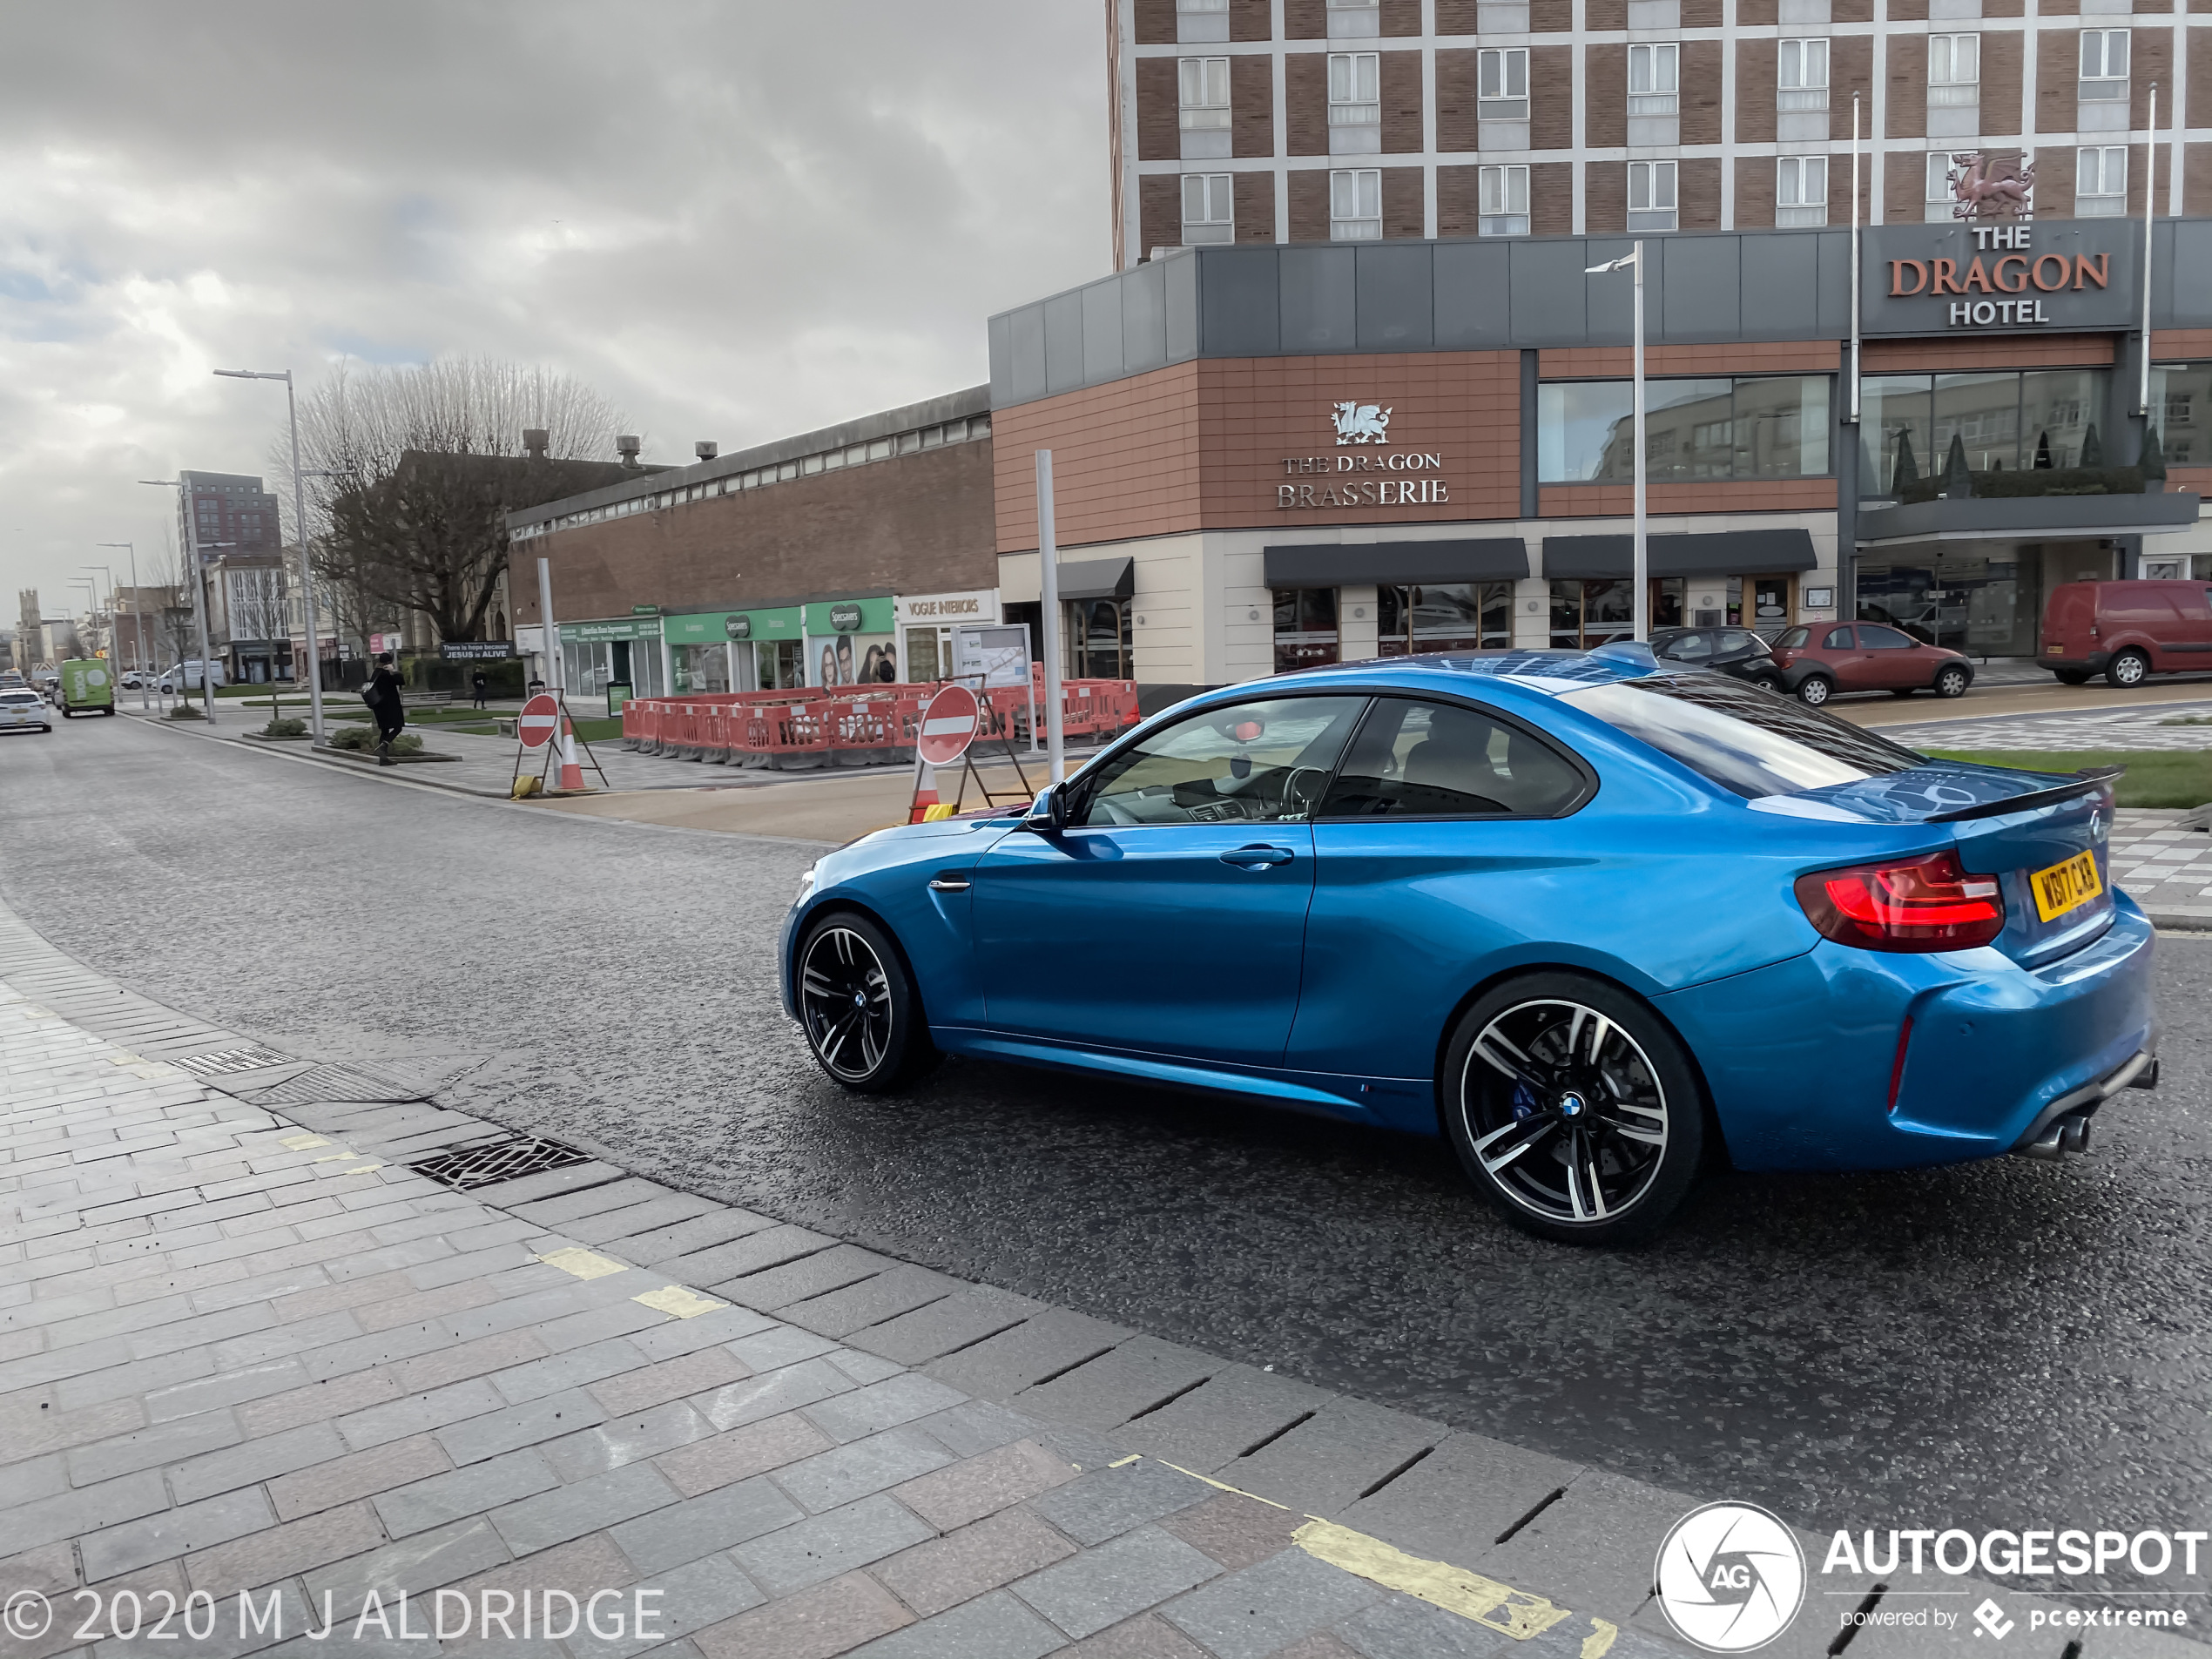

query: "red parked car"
xmin=1767 ymin=622 xmax=1975 ymax=706
xmin=2040 ymin=579 xmax=2212 ymax=687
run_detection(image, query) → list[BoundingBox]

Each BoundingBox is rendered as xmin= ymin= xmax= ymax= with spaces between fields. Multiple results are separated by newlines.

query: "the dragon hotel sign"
xmin=1862 ymin=219 xmax=2138 ymax=335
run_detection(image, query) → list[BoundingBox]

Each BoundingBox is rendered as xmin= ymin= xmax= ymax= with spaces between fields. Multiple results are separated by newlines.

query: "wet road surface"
xmin=3 ymin=714 xmax=2209 ymax=1545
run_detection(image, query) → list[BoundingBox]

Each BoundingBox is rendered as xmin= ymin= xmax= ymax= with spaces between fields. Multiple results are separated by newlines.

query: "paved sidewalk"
xmin=1877 ymin=699 xmax=2212 ymax=753
xmin=0 ymin=912 xmax=1682 ymax=1659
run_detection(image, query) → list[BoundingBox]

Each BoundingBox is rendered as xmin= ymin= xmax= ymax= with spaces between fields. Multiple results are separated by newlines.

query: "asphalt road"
xmin=5 ymin=713 xmax=2210 ymax=1551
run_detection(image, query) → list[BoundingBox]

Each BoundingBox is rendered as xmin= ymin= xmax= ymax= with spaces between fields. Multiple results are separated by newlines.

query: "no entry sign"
xmin=917 ymin=684 xmax=981 ymax=766
xmin=517 ymin=692 xmax=560 ymax=749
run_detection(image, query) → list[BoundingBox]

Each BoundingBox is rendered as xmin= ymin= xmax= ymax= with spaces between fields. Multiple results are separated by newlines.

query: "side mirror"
xmin=1025 ymin=784 xmax=1069 ymax=833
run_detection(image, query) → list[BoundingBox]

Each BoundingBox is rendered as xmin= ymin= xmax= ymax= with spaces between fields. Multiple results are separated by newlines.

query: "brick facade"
xmin=1382 ymin=165 xmax=1425 ymax=238
xmin=1737 ymin=38 xmax=1778 ymax=144
xmin=1983 ymin=29 xmax=2024 ymax=135
xmin=1141 ymin=174 xmax=1182 ymax=256
xmin=1585 ymin=44 xmax=1627 ymax=149
xmin=1232 ymin=52 xmax=1275 ymax=157
xmin=1235 ymin=171 xmax=1278 ymax=242
xmin=1436 ymin=48 xmax=1479 ymax=153
xmin=1286 ymin=51 xmax=1328 ymax=156
xmin=1231 ymin=0 xmax=1272 ymax=40
xmin=1380 ymin=49 xmax=1425 ymax=153
xmin=1531 ymin=45 xmax=1575 ymax=150
xmin=1885 ymin=35 xmax=1927 ymax=138
xmin=1136 ymin=57 xmax=1178 ymax=163
xmin=513 ymin=444 xmax=996 ymax=631
xmin=1681 ymin=40 xmax=1724 ymax=145
xmin=1289 ymin=167 xmax=1332 ymax=240
xmin=1680 ymin=157 xmax=1723 ymax=230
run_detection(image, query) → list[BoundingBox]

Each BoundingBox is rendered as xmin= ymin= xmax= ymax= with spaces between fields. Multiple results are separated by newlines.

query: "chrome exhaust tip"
xmin=2060 ymin=1116 xmax=2092 ymax=1156
xmin=2017 ymin=1126 xmax=2067 ymax=1162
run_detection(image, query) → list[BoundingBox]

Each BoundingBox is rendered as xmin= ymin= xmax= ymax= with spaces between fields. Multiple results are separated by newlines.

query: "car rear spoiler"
xmin=1920 ymin=765 xmax=2124 ymax=825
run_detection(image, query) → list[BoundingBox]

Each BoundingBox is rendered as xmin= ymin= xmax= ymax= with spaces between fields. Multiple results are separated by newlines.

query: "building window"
xmin=1480 ymin=164 xmax=1530 ymax=235
xmin=1627 ymin=159 xmax=1677 ymax=231
xmin=1177 ymin=0 xmax=1231 ymax=43
xmin=1179 ymin=57 xmax=1231 ymax=130
xmin=1628 ymin=44 xmax=1678 ymax=117
xmin=1327 ymin=0 xmax=1381 ymax=37
xmin=1478 ymin=49 xmax=1529 ymax=120
xmin=1330 ymin=168 xmax=1383 ymax=239
xmin=1329 ymin=51 xmax=1379 ymax=125
xmin=1272 ymin=588 xmax=1340 ymax=672
xmin=1183 ymin=172 xmax=1235 ymax=244
xmin=2077 ymin=145 xmax=2127 ymax=216
xmin=1777 ymin=37 xmax=1828 ymax=111
xmin=1538 ymin=374 xmax=1831 ymax=482
xmin=1925 ymin=151 xmax=1974 ymax=217
xmin=1067 ymin=598 xmax=1134 ymax=679
xmin=1378 ymin=583 xmax=1514 ymax=654
xmin=1928 ymin=35 xmax=1979 ymax=105
xmin=1859 ymin=369 xmax=2111 ymax=492
xmin=2151 ymin=364 xmax=2211 ymax=467
xmin=1550 ymin=581 xmax=1636 ymax=651
xmin=2079 ymin=30 xmax=2129 ymax=98
xmin=1776 ymin=155 xmax=1828 ymax=227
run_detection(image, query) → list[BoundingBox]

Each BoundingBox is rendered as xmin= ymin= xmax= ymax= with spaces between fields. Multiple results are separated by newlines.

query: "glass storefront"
xmin=1067 ymin=597 xmax=1133 ymax=678
xmin=1856 ymin=552 xmax=2040 ymax=655
xmin=561 ymin=632 xmax=664 ymax=700
xmin=669 ymin=643 xmax=730 ymax=694
xmin=1549 ymin=579 xmax=1635 ymax=648
xmin=1861 ymin=369 xmax=2108 ymax=491
xmin=1377 ymin=583 xmax=1512 ymax=653
xmin=2152 ymin=362 xmax=2212 ymax=467
xmin=1272 ymin=588 xmax=1339 ymax=671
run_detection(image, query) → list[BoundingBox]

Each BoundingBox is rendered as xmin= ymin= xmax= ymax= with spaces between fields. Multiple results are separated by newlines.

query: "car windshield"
xmin=0 ymin=691 xmax=38 ymax=705
xmin=1561 ymin=673 xmax=1926 ymax=799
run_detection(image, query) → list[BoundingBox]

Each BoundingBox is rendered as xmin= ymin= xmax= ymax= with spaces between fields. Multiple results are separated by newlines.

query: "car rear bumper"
xmin=1658 ymin=897 xmax=2157 ymax=1171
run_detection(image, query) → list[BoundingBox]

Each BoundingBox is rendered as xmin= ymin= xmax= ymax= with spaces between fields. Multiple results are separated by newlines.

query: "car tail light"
xmin=1793 ymin=851 xmax=2006 ymax=952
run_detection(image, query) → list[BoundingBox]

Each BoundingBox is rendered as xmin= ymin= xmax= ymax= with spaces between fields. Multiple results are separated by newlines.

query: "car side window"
xmin=1719 ymin=631 xmax=1759 ymax=653
xmin=1663 ymin=634 xmax=1714 ymax=661
xmin=1075 ymin=696 xmax=1366 ymax=827
xmin=1822 ymin=626 xmax=1855 ymax=649
xmin=1317 ymin=698 xmax=1586 ymax=819
xmin=1858 ymin=624 xmax=1914 ymax=649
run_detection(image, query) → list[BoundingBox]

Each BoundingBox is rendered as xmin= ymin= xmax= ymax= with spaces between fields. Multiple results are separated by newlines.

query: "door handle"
xmin=927 ymin=875 xmax=971 ymax=893
xmin=1219 ymin=845 xmax=1294 ymax=869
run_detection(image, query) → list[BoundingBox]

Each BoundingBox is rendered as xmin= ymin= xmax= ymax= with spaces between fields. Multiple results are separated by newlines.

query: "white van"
xmin=157 ymin=660 xmax=228 ymax=694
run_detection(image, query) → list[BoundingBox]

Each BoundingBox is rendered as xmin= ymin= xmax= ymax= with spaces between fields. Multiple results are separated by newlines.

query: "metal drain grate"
xmin=409 ymin=1136 xmax=594 ymax=1190
xmin=172 ymin=1045 xmax=293 ymax=1076
xmin=246 ymin=1064 xmax=431 ymax=1106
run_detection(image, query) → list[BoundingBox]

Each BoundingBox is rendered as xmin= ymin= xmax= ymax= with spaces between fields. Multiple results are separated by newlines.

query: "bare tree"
xmin=272 ymin=356 xmax=632 ymax=644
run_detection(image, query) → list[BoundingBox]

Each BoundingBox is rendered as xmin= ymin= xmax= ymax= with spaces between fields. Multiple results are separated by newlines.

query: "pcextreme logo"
xmin=1655 ymin=1503 xmax=1809 ymax=1653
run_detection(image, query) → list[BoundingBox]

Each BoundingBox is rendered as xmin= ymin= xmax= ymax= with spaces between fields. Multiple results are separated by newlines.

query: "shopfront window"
xmin=1549 ymin=579 xmax=1635 ymax=649
xmin=1861 ymin=370 xmax=2112 ymax=491
xmin=1067 ymin=598 xmax=1133 ymax=679
xmin=1857 ymin=553 xmax=2039 ymax=656
xmin=1272 ymin=588 xmax=1339 ymax=672
xmin=561 ymin=636 xmax=664 ymax=700
xmin=2152 ymin=363 xmax=2212 ymax=467
xmin=670 ymin=644 xmax=731 ymax=695
xmin=1376 ymin=583 xmax=1513 ymax=654
xmin=1538 ymin=376 xmax=1830 ymax=482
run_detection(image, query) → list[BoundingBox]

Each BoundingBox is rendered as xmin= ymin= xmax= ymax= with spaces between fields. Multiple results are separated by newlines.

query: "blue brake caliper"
xmin=1510 ymin=1079 xmax=1539 ymax=1121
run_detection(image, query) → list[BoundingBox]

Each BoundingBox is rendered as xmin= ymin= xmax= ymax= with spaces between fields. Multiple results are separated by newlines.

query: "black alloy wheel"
xmin=1933 ymin=664 xmax=1971 ymax=698
xmin=796 ymin=912 xmax=935 ymax=1092
xmin=2106 ymin=649 xmax=2149 ymax=689
xmin=1443 ymin=973 xmax=1704 ymax=1244
xmin=1795 ymin=674 xmax=1836 ymax=707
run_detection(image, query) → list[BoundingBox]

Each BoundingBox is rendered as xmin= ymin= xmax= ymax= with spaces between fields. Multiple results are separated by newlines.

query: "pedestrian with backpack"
xmin=363 ymin=652 xmax=405 ymax=765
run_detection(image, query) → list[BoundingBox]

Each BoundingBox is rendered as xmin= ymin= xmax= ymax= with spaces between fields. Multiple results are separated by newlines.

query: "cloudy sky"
xmin=0 ymin=1 xmax=1104 ymax=624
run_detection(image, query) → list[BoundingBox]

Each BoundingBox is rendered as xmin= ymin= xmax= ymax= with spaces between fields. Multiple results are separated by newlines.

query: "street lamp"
xmin=96 ymin=543 xmax=150 ymax=710
xmin=82 ymin=562 xmax=118 ymax=691
xmin=1586 ymin=242 xmax=1649 ymax=643
xmin=213 ymin=368 xmax=327 ymax=741
xmin=68 ymin=578 xmax=100 ymax=666
xmin=138 ymin=479 xmax=220 ymax=722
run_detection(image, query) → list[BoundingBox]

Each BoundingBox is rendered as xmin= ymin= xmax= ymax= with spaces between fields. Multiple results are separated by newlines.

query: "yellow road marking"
xmin=278 ymin=1134 xmax=329 ymax=1150
xmin=1293 ymin=1518 xmax=1573 ymax=1640
xmin=1582 ymin=1618 xmax=1618 ymax=1656
xmin=632 ymin=1285 xmax=726 ymax=1318
xmin=536 ymin=1247 xmax=629 ymax=1280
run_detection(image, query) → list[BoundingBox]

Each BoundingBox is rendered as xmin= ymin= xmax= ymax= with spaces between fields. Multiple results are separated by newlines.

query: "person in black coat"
xmin=365 ymin=653 xmax=405 ymax=765
xmin=471 ymin=669 xmax=489 ymax=710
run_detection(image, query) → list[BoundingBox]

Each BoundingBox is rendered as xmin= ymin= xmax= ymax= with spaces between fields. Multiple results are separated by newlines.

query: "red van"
xmin=2040 ymin=580 xmax=2212 ymax=686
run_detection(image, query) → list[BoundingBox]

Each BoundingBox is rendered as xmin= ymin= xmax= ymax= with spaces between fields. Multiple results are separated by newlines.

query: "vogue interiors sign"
xmin=1862 ymin=219 xmax=2139 ymax=334
xmin=1278 ymin=400 xmax=1452 ymax=509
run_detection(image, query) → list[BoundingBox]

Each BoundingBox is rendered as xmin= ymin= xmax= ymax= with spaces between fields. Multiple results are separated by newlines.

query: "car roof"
xmin=1237 ymin=644 xmax=1662 ymax=705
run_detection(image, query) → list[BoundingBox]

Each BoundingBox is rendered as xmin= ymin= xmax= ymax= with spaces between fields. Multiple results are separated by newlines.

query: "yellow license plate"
xmin=2030 ymin=850 xmax=2103 ymax=923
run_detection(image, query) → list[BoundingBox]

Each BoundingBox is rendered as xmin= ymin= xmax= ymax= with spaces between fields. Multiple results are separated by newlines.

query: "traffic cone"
xmin=907 ymin=760 xmax=939 ymax=823
xmin=558 ymin=718 xmax=586 ymax=791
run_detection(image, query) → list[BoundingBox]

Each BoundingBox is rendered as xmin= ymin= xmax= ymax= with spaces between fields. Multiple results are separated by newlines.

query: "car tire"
xmin=1890 ymin=688 xmax=1917 ymax=698
xmin=794 ymin=911 xmax=937 ymax=1093
xmin=1933 ymin=664 xmax=1971 ymax=698
xmin=1794 ymin=675 xmax=1835 ymax=707
xmin=2106 ymin=649 xmax=2150 ymax=689
xmin=2054 ymin=670 xmax=2092 ymax=685
xmin=1442 ymin=972 xmax=1706 ymax=1246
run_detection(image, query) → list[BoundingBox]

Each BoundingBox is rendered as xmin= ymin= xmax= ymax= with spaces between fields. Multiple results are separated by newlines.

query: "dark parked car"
xmin=1649 ymin=627 xmax=1783 ymax=689
xmin=1768 ymin=623 xmax=1974 ymax=705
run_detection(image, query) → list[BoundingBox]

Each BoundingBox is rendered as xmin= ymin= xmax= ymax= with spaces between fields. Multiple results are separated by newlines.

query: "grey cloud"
xmin=0 ymin=0 xmax=1104 ymax=615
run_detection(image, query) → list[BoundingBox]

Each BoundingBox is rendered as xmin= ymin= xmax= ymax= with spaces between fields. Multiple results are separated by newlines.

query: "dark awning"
xmin=1541 ymin=529 xmax=1818 ymax=580
xmin=1054 ymin=557 xmax=1135 ymax=601
xmin=1263 ymin=538 xmax=1530 ymax=589
xmin=1855 ymin=491 xmax=2200 ymax=547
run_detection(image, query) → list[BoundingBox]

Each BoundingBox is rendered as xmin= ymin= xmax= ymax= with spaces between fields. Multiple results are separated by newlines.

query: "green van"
xmin=59 ymin=659 xmax=117 ymax=718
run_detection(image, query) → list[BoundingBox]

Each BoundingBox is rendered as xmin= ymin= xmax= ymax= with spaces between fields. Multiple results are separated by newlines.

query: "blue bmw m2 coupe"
xmin=779 ymin=646 xmax=2157 ymax=1243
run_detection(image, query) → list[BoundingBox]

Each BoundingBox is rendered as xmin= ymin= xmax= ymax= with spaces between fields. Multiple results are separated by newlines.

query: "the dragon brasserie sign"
xmin=1277 ymin=400 xmax=1452 ymax=509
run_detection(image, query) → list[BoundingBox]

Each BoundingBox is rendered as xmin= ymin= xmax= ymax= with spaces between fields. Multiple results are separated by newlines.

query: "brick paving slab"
xmin=0 ymin=898 xmax=2051 ymax=1659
